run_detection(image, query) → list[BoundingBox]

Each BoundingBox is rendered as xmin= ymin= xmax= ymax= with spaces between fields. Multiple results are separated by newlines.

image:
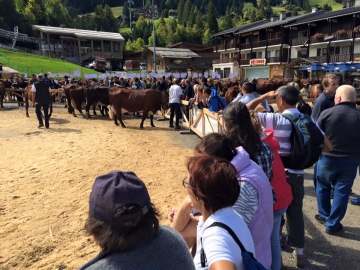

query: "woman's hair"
xmin=249 ymin=110 xmax=262 ymax=133
xmin=85 ymin=203 xmax=160 ymax=253
xmin=223 ymin=102 xmax=262 ymax=161
xmin=195 ymin=133 xmax=237 ymax=162
xmin=197 ymin=85 xmax=204 ymax=93
xmin=187 ymin=154 xmax=240 ymax=214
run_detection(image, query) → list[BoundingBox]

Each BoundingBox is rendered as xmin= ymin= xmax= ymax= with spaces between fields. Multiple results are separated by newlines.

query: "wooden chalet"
xmin=143 ymin=47 xmax=200 ymax=72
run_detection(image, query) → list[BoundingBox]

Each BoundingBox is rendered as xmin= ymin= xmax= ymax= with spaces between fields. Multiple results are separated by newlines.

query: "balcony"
xmin=310 ymin=36 xmax=326 ymax=43
xmin=252 ymin=40 xmax=266 ymax=48
xmin=329 ymin=54 xmax=351 ymax=62
xmin=309 ymin=55 xmax=327 ymax=62
xmin=292 ymin=37 xmax=308 ymax=46
xmin=333 ymin=30 xmax=353 ymax=40
xmin=227 ymin=41 xmax=236 ymax=49
xmin=267 ymin=38 xmax=281 ymax=46
xmin=241 ymin=43 xmax=251 ymax=50
xmin=213 ymin=58 xmax=238 ymax=64
xmin=240 ymin=59 xmax=250 ymax=65
xmin=267 ymin=56 xmax=287 ymax=63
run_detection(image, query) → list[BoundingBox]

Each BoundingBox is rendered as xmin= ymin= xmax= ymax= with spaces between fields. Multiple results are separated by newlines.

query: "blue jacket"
xmin=207 ymin=88 xmax=227 ymax=112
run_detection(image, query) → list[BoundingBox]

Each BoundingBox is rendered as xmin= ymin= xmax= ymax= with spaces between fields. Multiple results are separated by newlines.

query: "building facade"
xmin=212 ymin=5 xmax=360 ymax=80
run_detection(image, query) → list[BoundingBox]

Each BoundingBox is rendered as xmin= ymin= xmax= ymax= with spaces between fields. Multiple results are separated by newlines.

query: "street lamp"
xmin=152 ymin=0 xmax=156 ymax=73
xmin=128 ymin=0 xmax=134 ymax=30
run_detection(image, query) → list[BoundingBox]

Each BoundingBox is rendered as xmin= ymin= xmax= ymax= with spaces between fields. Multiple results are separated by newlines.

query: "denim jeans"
xmin=35 ymin=103 xmax=50 ymax=127
xmin=316 ymin=154 xmax=359 ymax=231
xmin=271 ymin=207 xmax=287 ymax=270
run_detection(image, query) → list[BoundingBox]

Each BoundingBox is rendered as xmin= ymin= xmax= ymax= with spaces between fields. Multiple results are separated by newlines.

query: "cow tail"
xmin=109 ymin=105 xmax=114 ymax=119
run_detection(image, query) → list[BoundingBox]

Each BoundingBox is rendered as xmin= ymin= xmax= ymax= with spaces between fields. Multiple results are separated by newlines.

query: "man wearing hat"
xmin=79 ymin=170 xmax=195 ymax=270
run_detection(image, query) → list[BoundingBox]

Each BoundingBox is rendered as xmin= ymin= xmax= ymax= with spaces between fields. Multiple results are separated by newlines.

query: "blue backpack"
xmin=201 ymin=222 xmax=266 ymax=270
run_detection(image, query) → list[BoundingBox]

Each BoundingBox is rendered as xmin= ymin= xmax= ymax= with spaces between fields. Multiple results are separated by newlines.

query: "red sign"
xmin=250 ymin=59 xmax=266 ymax=65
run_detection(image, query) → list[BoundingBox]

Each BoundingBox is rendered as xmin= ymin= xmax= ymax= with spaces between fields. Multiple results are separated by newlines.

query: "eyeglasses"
xmin=182 ymin=177 xmax=190 ymax=188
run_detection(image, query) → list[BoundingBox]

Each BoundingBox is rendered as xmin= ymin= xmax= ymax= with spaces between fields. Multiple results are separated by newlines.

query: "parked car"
xmin=140 ymin=62 xmax=147 ymax=70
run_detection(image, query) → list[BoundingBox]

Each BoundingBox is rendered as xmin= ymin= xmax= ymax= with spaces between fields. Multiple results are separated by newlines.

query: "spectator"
xmin=246 ymin=86 xmax=332 ymax=268
xmin=29 ymin=74 xmax=37 ymax=85
xmin=158 ymin=76 xmax=168 ymax=91
xmin=315 ymin=85 xmax=360 ymax=234
xmin=183 ymin=79 xmax=194 ymax=120
xmin=168 ymin=78 xmax=183 ymax=129
xmin=170 ymin=133 xmax=273 ymax=269
xmin=311 ymin=73 xmax=339 ymax=120
xmin=185 ymin=154 xmax=256 ymax=269
xmin=202 ymin=87 xmax=227 ymax=112
xmin=11 ymin=77 xmax=23 ymax=106
xmin=78 ymin=170 xmax=195 ymax=270
xmin=250 ymin=111 xmax=293 ymax=270
xmin=223 ymin=102 xmax=274 ymax=181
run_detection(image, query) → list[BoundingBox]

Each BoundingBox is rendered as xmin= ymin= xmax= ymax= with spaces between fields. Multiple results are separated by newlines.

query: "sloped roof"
xmin=32 ymin=25 xmax=124 ymax=41
xmin=235 ymin=10 xmax=327 ymax=34
xmin=285 ymin=6 xmax=360 ymax=27
xmin=212 ymin=20 xmax=268 ymax=37
xmin=147 ymin=47 xmax=200 ymax=59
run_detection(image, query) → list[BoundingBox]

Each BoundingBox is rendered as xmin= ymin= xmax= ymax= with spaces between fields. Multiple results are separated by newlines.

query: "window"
xmin=275 ymin=50 xmax=280 ymax=56
xmin=330 ymin=46 xmax=340 ymax=55
xmin=342 ymin=46 xmax=350 ymax=54
xmin=316 ymin=48 xmax=327 ymax=56
xmin=234 ymin=53 xmax=239 ymax=58
xmin=267 ymin=51 xmax=271 ymax=57
xmin=298 ymin=31 xmax=308 ymax=38
xmin=268 ymin=33 xmax=273 ymax=40
xmin=275 ymin=32 xmax=282 ymax=39
xmin=257 ymin=52 xmax=263 ymax=58
xmin=245 ymin=37 xmax=251 ymax=44
xmin=246 ymin=53 xmax=252 ymax=59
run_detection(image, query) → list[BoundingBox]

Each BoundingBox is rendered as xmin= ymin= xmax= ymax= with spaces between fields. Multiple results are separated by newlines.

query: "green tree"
xmin=123 ymin=1 xmax=129 ymax=18
xmin=182 ymin=0 xmax=192 ymax=26
xmin=23 ymin=0 xmax=47 ymax=25
xmin=202 ymin=1 xmax=218 ymax=45
xmin=45 ymin=0 xmax=72 ymax=27
xmin=242 ymin=3 xmax=256 ymax=22
xmin=218 ymin=6 xmax=233 ymax=31
xmin=177 ymin=0 xmax=185 ymax=25
xmin=92 ymin=4 xmax=119 ymax=32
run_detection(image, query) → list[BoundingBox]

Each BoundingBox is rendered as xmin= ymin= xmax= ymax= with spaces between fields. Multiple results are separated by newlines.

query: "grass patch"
xmin=120 ymin=27 xmax=131 ymax=34
xmin=89 ymin=6 xmax=123 ymax=18
xmin=308 ymin=0 xmax=343 ymax=10
xmin=0 ymin=48 xmax=98 ymax=77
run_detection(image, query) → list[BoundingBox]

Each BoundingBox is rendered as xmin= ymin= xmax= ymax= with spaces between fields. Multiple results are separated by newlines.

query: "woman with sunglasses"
xmin=185 ymin=154 xmax=255 ymax=270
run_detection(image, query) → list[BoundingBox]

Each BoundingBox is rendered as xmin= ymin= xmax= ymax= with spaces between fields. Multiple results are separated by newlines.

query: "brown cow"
xmin=109 ymin=88 xmax=169 ymax=129
xmin=70 ymin=85 xmax=104 ymax=118
xmin=224 ymin=85 xmax=241 ymax=104
xmin=24 ymin=84 xmax=53 ymax=118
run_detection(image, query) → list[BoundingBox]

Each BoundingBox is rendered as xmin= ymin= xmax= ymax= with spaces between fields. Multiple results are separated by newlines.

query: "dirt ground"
xmin=1 ymin=105 xmax=359 ymax=270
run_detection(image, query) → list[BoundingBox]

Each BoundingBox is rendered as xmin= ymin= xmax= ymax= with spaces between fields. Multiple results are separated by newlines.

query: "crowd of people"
xmin=77 ymin=73 xmax=360 ymax=270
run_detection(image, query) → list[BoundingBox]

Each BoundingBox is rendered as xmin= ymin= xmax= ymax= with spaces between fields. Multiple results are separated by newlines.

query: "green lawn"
xmin=89 ymin=6 xmax=123 ymax=18
xmin=120 ymin=27 xmax=131 ymax=34
xmin=0 ymin=48 xmax=98 ymax=77
xmin=308 ymin=0 xmax=343 ymax=10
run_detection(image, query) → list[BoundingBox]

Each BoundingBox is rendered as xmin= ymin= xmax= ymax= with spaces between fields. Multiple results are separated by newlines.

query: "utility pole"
xmin=128 ymin=0 xmax=134 ymax=30
xmin=152 ymin=0 xmax=156 ymax=73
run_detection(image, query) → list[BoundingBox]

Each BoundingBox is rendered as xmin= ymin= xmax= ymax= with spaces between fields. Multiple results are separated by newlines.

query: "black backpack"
xmin=281 ymin=113 xmax=324 ymax=170
xmin=201 ymin=222 xmax=266 ymax=270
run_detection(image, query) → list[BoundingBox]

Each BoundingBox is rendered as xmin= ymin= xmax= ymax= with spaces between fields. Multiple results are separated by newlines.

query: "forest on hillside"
xmin=0 ymin=0 xmax=337 ymax=49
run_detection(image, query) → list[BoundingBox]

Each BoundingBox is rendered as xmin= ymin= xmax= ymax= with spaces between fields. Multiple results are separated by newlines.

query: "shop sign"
xmin=250 ymin=58 xmax=266 ymax=65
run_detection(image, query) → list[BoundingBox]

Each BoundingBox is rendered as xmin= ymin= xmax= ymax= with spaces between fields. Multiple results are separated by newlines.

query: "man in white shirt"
xmin=232 ymin=82 xmax=271 ymax=110
xmin=168 ymin=78 xmax=183 ymax=129
xmin=31 ymin=74 xmax=52 ymax=128
xmin=246 ymin=85 xmax=332 ymax=268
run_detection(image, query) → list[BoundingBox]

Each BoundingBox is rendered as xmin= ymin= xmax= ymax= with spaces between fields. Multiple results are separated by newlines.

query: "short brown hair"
xmin=249 ymin=110 xmax=262 ymax=133
xmin=322 ymin=73 xmax=339 ymax=87
xmin=186 ymin=154 xmax=240 ymax=214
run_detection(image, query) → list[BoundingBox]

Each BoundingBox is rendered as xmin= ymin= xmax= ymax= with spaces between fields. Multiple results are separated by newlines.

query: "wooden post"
xmin=91 ymin=40 xmax=94 ymax=57
xmin=47 ymin=33 xmax=52 ymax=58
xmin=110 ymin=41 xmax=114 ymax=58
xmin=78 ymin=39 xmax=82 ymax=65
xmin=101 ymin=40 xmax=104 ymax=56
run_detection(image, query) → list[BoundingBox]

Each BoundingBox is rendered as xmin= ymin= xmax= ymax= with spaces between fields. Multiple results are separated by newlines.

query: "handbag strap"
xmin=200 ymin=221 xmax=256 ymax=267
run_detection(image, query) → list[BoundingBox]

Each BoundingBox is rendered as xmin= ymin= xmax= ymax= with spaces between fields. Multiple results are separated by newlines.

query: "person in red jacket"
xmin=250 ymin=110 xmax=293 ymax=270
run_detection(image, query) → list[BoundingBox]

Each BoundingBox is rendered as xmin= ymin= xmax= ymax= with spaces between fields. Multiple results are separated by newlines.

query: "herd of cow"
xmin=0 ymin=76 xmax=323 ymax=129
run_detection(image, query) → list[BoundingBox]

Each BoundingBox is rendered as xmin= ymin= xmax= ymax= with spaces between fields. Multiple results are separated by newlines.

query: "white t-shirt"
xmin=194 ymin=207 xmax=255 ymax=270
xmin=31 ymin=84 xmax=52 ymax=93
xmin=169 ymin=84 xmax=183 ymax=103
